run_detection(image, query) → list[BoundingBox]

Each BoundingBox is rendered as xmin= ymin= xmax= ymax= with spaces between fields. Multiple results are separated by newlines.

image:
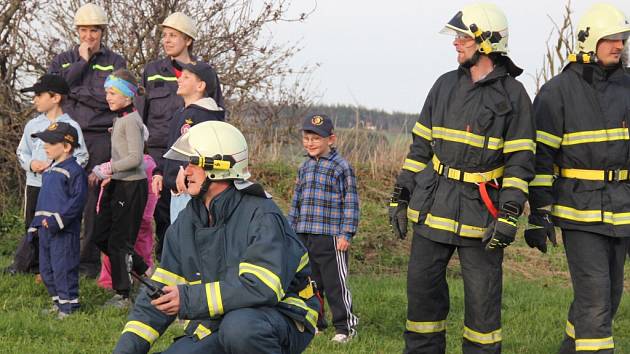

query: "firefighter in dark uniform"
xmin=524 ymin=4 xmax=630 ymax=353
xmin=389 ymin=3 xmax=535 ymax=353
xmin=140 ymin=12 xmax=223 ymax=260
xmin=113 ymin=121 xmax=318 ymax=354
xmin=48 ymin=3 xmax=126 ymax=277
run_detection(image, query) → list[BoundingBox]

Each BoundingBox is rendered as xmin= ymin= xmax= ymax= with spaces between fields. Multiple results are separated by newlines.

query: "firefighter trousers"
xmin=39 ymin=226 xmax=80 ymax=314
xmin=158 ymin=307 xmax=314 ymax=354
xmin=558 ymin=230 xmax=629 ymax=354
xmin=404 ymin=233 xmax=503 ymax=354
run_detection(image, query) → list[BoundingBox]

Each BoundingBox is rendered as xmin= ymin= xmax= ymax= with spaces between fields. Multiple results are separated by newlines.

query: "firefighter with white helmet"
xmin=141 ymin=11 xmax=224 ymax=261
xmin=526 ymin=3 xmax=630 ymax=353
xmin=389 ymin=3 xmax=534 ymax=353
xmin=114 ymin=121 xmax=319 ymax=354
xmin=42 ymin=3 xmax=126 ymax=278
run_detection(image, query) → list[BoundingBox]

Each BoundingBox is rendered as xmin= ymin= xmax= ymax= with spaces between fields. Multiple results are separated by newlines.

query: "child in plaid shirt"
xmin=289 ymin=114 xmax=360 ymax=343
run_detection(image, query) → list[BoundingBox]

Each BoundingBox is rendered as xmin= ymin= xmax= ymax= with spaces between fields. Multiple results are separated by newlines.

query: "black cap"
xmin=31 ymin=122 xmax=80 ymax=148
xmin=21 ymin=74 xmax=70 ymax=95
xmin=302 ymin=114 xmax=334 ymax=137
xmin=180 ymin=61 xmax=218 ymax=97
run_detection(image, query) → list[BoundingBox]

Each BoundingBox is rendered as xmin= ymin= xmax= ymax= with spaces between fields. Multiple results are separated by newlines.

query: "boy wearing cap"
xmin=29 ymin=122 xmax=88 ymax=319
xmin=4 ymin=75 xmax=88 ymax=276
xmin=152 ymin=61 xmax=225 ymax=224
xmin=289 ymin=114 xmax=360 ymax=343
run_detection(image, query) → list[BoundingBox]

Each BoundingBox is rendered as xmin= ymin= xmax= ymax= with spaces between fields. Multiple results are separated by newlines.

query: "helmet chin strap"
xmin=192 ymin=177 xmax=213 ymax=200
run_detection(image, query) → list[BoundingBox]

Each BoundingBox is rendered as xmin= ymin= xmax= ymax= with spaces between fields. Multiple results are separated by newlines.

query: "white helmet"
xmin=161 ymin=12 xmax=197 ymax=40
xmin=440 ymin=3 xmax=509 ymax=54
xmin=164 ymin=121 xmax=250 ymax=181
xmin=74 ymin=3 xmax=108 ymax=27
xmin=570 ymin=3 xmax=630 ymax=63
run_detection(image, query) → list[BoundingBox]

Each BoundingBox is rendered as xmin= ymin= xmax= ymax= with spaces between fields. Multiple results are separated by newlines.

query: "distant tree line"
xmin=306 ymin=104 xmax=417 ymax=133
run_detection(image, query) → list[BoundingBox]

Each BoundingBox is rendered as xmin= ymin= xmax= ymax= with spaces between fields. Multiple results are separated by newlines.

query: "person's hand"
xmin=151 ymin=285 xmax=180 ymax=316
xmin=92 ymin=161 xmax=112 ymax=180
xmin=175 ymin=166 xmax=186 ymax=193
xmin=42 ymin=218 xmax=49 ymax=229
xmin=88 ymin=172 xmax=101 ymax=187
xmin=30 ymin=160 xmax=50 ymax=173
xmin=78 ymin=42 xmax=92 ymax=61
xmin=524 ymin=208 xmax=557 ymax=253
xmin=389 ymin=185 xmax=410 ymax=240
xmin=484 ymin=202 xmax=520 ymax=251
xmin=336 ymin=236 xmax=350 ymax=251
xmin=152 ymin=175 xmax=163 ymax=195
xmin=101 ymin=177 xmax=111 ymax=188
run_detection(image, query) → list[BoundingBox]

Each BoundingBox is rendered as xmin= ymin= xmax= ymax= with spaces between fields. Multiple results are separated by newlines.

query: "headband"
xmin=104 ymin=74 xmax=138 ymax=98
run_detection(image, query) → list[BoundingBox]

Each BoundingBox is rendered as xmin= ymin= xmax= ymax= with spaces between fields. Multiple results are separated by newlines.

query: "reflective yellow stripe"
xmin=297 ymin=253 xmax=309 ymax=272
xmin=92 ymin=64 xmax=114 ymax=71
xmin=412 ymin=122 xmax=432 ymax=141
xmin=502 ymin=177 xmax=529 ymax=194
xmin=281 ymin=297 xmax=318 ymax=329
xmin=151 ymin=267 xmax=187 ymax=286
xmin=193 ymin=324 xmax=212 ymax=340
xmin=552 ymin=205 xmax=630 ymax=225
xmin=432 ymin=155 xmax=504 ymax=183
xmin=406 ymin=319 xmax=446 ymax=333
xmin=537 ymin=130 xmax=562 ymax=148
xmin=147 ymin=74 xmax=178 ymax=82
xmin=403 ymin=158 xmax=427 ymax=173
xmin=576 ymin=337 xmax=614 ymax=351
xmin=239 ymin=263 xmax=284 ymax=301
xmin=503 ymin=138 xmax=536 ymax=153
xmin=407 ymin=207 xmax=420 ymax=223
xmin=566 ymin=321 xmax=575 ymax=339
xmin=562 ymin=128 xmax=629 ymax=146
xmin=433 ymin=126 xmax=504 ymax=149
xmin=530 ymin=174 xmax=554 ymax=187
xmin=205 ymin=282 xmax=224 ymax=317
xmin=122 ymin=321 xmax=160 ymax=345
xmin=62 ymin=63 xmax=71 ymax=69
xmin=189 ymin=280 xmax=202 ymax=285
xmin=560 ymin=168 xmax=629 ymax=181
xmin=463 ymin=326 xmax=502 ymax=345
xmin=425 ymin=213 xmax=486 ymax=238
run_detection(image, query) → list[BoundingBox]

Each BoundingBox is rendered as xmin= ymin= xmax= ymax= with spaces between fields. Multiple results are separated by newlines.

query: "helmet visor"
xmin=602 ymin=31 xmax=630 ymax=41
xmin=163 ymin=147 xmax=192 ymax=162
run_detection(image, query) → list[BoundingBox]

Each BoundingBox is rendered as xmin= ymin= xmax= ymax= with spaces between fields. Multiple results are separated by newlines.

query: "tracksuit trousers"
xmin=93 ymin=179 xmax=148 ymax=297
xmin=157 ymin=307 xmax=313 ymax=354
xmin=558 ymin=230 xmax=629 ymax=354
xmin=298 ymin=234 xmax=358 ymax=335
xmin=39 ymin=226 xmax=80 ymax=314
xmin=404 ymin=233 xmax=503 ymax=354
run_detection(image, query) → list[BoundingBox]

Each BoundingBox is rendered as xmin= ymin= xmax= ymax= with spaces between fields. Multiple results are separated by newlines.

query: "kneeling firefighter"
xmin=389 ymin=3 xmax=535 ymax=354
xmin=114 ymin=121 xmax=319 ymax=354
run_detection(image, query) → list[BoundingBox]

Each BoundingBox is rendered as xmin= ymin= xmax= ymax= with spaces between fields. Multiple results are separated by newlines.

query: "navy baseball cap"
xmin=302 ymin=114 xmax=334 ymax=137
xmin=21 ymin=74 xmax=70 ymax=95
xmin=180 ymin=61 xmax=218 ymax=97
xmin=31 ymin=122 xmax=80 ymax=148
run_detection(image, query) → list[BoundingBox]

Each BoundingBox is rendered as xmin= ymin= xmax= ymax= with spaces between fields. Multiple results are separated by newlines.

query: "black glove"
xmin=524 ymin=209 xmax=557 ymax=253
xmin=484 ymin=202 xmax=520 ymax=250
xmin=389 ymin=185 xmax=410 ymax=240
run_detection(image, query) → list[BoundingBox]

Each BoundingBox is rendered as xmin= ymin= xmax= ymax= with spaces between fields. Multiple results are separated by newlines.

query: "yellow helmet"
xmin=161 ymin=12 xmax=197 ymax=40
xmin=571 ymin=3 xmax=630 ymax=63
xmin=440 ymin=3 xmax=509 ymax=54
xmin=74 ymin=3 xmax=108 ymax=27
xmin=164 ymin=121 xmax=250 ymax=181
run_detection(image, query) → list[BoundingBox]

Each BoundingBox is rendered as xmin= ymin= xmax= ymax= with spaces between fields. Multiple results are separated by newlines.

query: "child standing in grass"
xmin=289 ymin=114 xmax=360 ymax=343
xmin=29 ymin=122 xmax=87 ymax=319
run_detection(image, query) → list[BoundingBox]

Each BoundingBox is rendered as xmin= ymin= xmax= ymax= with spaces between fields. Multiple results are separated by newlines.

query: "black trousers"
xmin=93 ymin=179 xmax=148 ymax=296
xmin=298 ymin=234 xmax=358 ymax=335
xmin=8 ymin=185 xmax=40 ymax=273
xmin=558 ymin=230 xmax=629 ymax=354
xmin=79 ymin=131 xmax=112 ymax=278
xmin=148 ymin=147 xmax=170 ymax=262
xmin=404 ymin=233 xmax=503 ymax=354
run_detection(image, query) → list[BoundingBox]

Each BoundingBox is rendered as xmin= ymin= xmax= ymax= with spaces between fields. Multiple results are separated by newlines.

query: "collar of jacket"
xmin=564 ymin=62 xmax=626 ymax=84
xmin=51 ymin=155 xmax=77 ymax=169
xmin=191 ymin=184 xmax=242 ymax=227
xmin=457 ymin=64 xmax=508 ymax=85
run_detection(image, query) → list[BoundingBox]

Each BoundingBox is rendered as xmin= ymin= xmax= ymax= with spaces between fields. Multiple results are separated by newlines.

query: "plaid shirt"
xmin=289 ymin=149 xmax=360 ymax=239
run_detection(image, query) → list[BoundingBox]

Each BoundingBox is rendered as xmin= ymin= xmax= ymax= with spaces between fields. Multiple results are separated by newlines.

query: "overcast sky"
xmin=269 ymin=1 xmax=630 ymax=113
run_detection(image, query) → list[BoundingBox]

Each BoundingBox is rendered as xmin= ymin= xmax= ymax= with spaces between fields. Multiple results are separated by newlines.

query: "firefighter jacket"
xmin=155 ymin=97 xmax=225 ymax=192
xmin=397 ymin=64 xmax=535 ymax=246
xmin=28 ymin=156 xmax=88 ymax=238
xmin=114 ymin=184 xmax=319 ymax=354
xmin=530 ymin=63 xmax=630 ymax=237
xmin=48 ymin=45 xmax=126 ymax=134
xmin=138 ymin=58 xmax=224 ymax=155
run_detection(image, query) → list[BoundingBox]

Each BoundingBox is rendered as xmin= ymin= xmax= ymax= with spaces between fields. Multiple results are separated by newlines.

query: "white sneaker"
xmin=331 ymin=329 xmax=356 ymax=343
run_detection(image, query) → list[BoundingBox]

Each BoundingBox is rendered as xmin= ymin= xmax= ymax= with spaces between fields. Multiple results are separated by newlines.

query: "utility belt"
xmin=432 ymin=155 xmax=504 ymax=218
xmin=560 ymin=168 xmax=630 ymax=182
